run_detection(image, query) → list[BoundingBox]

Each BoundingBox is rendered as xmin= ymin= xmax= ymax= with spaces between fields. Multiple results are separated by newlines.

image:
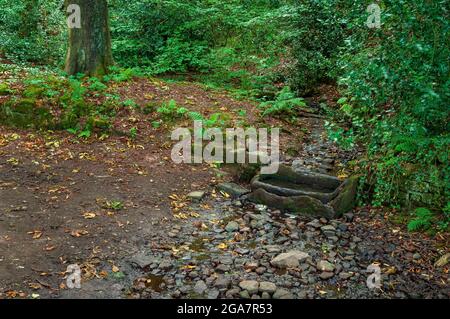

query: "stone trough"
xmin=248 ymin=165 xmax=358 ymax=219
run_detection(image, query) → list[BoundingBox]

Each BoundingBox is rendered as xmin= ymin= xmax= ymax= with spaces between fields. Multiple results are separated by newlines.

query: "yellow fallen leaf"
xmin=217 ymin=243 xmax=228 ymax=250
xmin=83 ymin=212 xmax=96 ymax=219
xmin=28 ymin=230 xmax=43 ymax=239
xmin=29 ymin=283 xmax=42 ymax=290
xmin=112 ymin=265 xmax=120 ymax=273
xmin=44 ymin=245 xmax=56 ymax=251
xmin=70 ymin=230 xmax=89 ymax=237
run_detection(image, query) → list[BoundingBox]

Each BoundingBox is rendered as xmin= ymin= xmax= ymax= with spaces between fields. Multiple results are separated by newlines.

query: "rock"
xmin=225 ymin=221 xmax=239 ymax=233
xmin=252 ymin=165 xmax=341 ymax=202
xmin=193 ymin=280 xmax=208 ymax=295
xmin=259 ymin=282 xmax=277 ymax=294
xmin=217 ymin=183 xmax=250 ymax=198
xmin=306 ymin=220 xmax=321 ymax=228
xmin=317 ymin=260 xmax=335 ymax=272
xmin=214 ymin=276 xmax=231 ymax=289
xmin=319 ymin=272 xmax=334 ymax=280
xmin=239 ymin=290 xmax=251 ymax=299
xmin=250 ymin=166 xmax=359 ymax=218
xmin=271 ymin=250 xmax=309 ymax=269
xmin=337 ymin=223 xmax=348 ymax=232
xmin=321 ymin=225 xmax=336 ymax=232
xmin=264 ymin=245 xmax=281 ymax=253
xmin=273 ymin=288 xmax=293 ymax=299
xmin=248 ymin=189 xmax=334 ymax=219
xmin=329 ymin=176 xmax=359 ymax=216
xmin=244 ymin=262 xmax=259 ymax=271
xmin=413 ymin=253 xmax=422 ymax=260
xmin=188 ymin=191 xmax=205 ymax=202
xmin=158 ymin=259 xmax=172 ymax=271
xmin=226 ymin=288 xmax=240 ymax=298
xmin=339 ymin=272 xmax=353 ymax=280
xmin=239 ymin=280 xmax=259 ymax=295
xmin=207 ymin=289 xmax=220 ymax=299
xmin=130 ymin=252 xmax=155 ymax=269
xmin=434 ymin=253 xmax=450 ymax=267
xmin=216 ymin=264 xmax=230 ymax=273
xmin=261 ymin=292 xmax=271 ymax=299
xmin=255 ymin=267 xmax=267 ymax=275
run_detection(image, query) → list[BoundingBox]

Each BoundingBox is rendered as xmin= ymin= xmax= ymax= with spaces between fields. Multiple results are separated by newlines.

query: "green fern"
xmin=259 ymin=86 xmax=307 ymax=117
xmin=407 ymin=207 xmax=434 ymax=232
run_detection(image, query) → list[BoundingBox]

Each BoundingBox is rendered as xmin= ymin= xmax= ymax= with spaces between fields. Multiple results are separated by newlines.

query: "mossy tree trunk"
xmin=65 ymin=0 xmax=113 ymax=77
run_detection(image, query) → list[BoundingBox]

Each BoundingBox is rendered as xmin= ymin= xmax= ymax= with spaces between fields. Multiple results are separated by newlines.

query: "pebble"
xmin=225 ymin=221 xmax=239 ymax=233
xmin=193 ymin=280 xmax=208 ymax=295
xmin=259 ymin=282 xmax=277 ymax=294
xmin=273 ymin=288 xmax=293 ymax=299
xmin=317 ymin=260 xmax=335 ymax=272
xmin=271 ymin=250 xmax=309 ymax=269
xmin=239 ymin=280 xmax=259 ymax=295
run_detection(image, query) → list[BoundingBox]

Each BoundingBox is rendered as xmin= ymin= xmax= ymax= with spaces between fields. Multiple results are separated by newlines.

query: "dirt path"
xmin=0 ymin=78 xmax=448 ymax=299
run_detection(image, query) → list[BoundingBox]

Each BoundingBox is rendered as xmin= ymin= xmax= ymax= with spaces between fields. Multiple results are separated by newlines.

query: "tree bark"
xmin=65 ymin=0 xmax=113 ymax=76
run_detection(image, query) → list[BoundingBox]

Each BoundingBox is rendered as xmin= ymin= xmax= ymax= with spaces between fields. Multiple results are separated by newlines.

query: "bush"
xmin=334 ymin=1 xmax=449 ymax=226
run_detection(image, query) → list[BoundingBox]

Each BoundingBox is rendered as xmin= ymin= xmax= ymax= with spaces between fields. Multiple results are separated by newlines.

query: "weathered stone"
xmin=321 ymin=225 xmax=336 ymax=232
xmin=225 ymin=221 xmax=239 ymax=233
xmin=329 ymin=176 xmax=359 ymax=216
xmin=273 ymin=288 xmax=293 ymax=299
xmin=217 ymin=182 xmax=250 ymax=198
xmin=239 ymin=280 xmax=259 ymax=295
xmin=271 ymin=250 xmax=309 ymax=269
xmin=248 ymin=189 xmax=334 ymax=219
xmin=261 ymin=292 xmax=271 ymax=299
xmin=188 ymin=191 xmax=205 ymax=202
xmin=207 ymin=289 xmax=220 ymax=299
xmin=239 ymin=290 xmax=251 ymax=299
xmin=158 ymin=259 xmax=173 ymax=271
xmin=249 ymin=165 xmax=359 ymax=218
xmin=253 ymin=165 xmax=341 ymax=201
xmin=317 ymin=260 xmax=335 ymax=272
xmin=339 ymin=272 xmax=353 ymax=280
xmin=319 ymin=272 xmax=334 ymax=280
xmin=214 ymin=276 xmax=231 ymax=289
xmin=259 ymin=282 xmax=277 ymax=294
xmin=130 ymin=252 xmax=155 ymax=269
xmin=193 ymin=280 xmax=207 ymax=295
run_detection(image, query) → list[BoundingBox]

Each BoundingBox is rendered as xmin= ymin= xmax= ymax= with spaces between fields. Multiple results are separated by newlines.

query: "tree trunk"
xmin=65 ymin=0 xmax=113 ymax=76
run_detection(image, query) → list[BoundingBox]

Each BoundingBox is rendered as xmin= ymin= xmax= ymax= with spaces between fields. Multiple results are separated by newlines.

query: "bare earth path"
xmin=0 ymin=78 xmax=448 ymax=299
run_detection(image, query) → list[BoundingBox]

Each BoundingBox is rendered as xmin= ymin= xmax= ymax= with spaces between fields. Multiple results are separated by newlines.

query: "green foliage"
xmin=0 ymin=83 xmax=14 ymax=95
xmin=259 ymin=87 xmax=307 ymax=117
xmin=0 ymin=0 xmax=66 ymax=64
xmin=407 ymin=208 xmax=435 ymax=232
xmin=0 ymin=69 xmax=117 ymax=137
xmin=331 ymin=1 xmax=449 ymax=227
xmin=157 ymin=99 xmax=188 ymax=121
xmin=279 ymin=0 xmax=346 ymax=95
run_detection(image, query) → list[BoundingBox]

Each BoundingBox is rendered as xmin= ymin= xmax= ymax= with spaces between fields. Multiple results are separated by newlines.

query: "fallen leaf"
xmin=28 ymin=230 xmax=43 ymax=239
xmin=29 ymin=283 xmax=42 ymax=290
xmin=83 ymin=212 xmax=96 ymax=219
xmin=70 ymin=230 xmax=89 ymax=237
